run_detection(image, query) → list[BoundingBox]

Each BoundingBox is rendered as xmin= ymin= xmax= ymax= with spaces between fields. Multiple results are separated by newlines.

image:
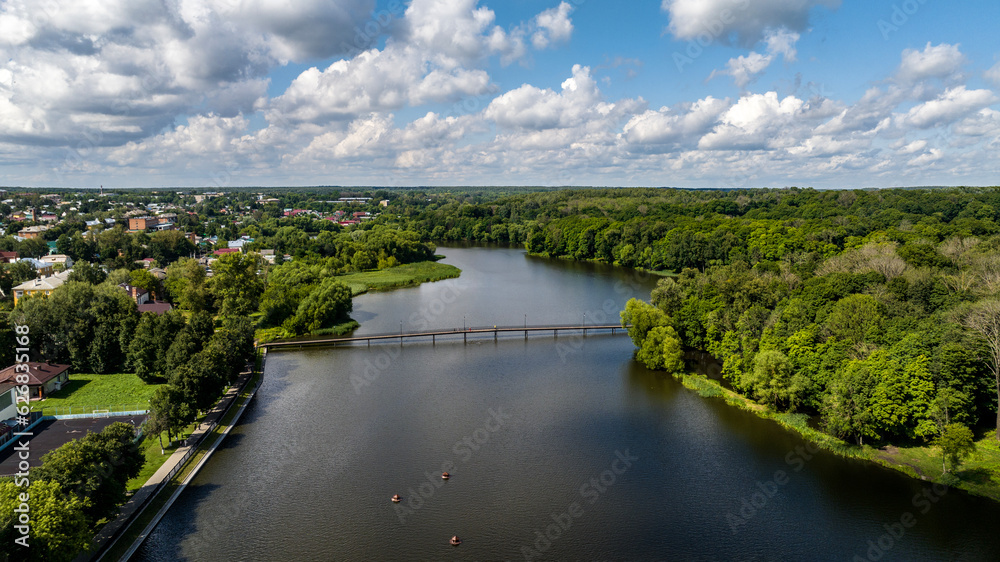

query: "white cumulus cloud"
xmin=710 ymin=28 xmax=799 ymax=88
xmin=902 ymin=86 xmax=998 ymax=129
xmin=896 ymin=42 xmax=966 ymax=83
xmin=532 ymin=2 xmax=574 ymax=49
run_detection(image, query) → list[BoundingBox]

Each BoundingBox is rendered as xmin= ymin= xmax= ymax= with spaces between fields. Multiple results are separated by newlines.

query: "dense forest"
xmin=377 ymin=187 xmax=1000 ymax=452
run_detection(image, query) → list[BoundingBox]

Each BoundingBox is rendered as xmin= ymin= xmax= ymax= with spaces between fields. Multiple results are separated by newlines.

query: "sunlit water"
xmin=135 ymin=247 xmax=1000 ymax=561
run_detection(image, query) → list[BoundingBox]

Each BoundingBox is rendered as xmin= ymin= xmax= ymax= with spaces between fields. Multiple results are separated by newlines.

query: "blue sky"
xmin=1 ymin=0 xmax=999 ymax=188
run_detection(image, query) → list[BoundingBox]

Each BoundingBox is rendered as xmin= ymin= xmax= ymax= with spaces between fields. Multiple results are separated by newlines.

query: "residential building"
xmin=0 ymin=383 xmax=18 ymax=421
xmin=228 ymin=237 xmax=254 ymax=251
xmin=118 ymin=283 xmax=151 ymax=305
xmin=128 ymin=216 xmax=154 ymax=232
xmin=17 ymin=225 xmax=50 ymax=239
xmin=0 ymin=362 xmax=71 ymax=400
xmin=12 ymin=270 xmax=71 ymax=305
xmin=138 ymin=301 xmax=173 ymax=315
xmin=18 ymin=258 xmax=54 ymax=277
xmin=0 ymin=251 xmax=18 ymax=263
xmin=39 ymin=254 xmax=73 ymax=268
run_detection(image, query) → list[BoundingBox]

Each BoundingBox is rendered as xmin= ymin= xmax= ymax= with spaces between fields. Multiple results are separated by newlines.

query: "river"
xmin=134 ymin=246 xmax=1000 ymax=561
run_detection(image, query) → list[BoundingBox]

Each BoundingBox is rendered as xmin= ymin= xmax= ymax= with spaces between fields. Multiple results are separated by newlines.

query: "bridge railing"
xmin=262 ymin=324 xmax=631 ymax=348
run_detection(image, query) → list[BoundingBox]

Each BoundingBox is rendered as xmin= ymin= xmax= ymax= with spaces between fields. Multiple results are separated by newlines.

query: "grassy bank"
xmin=673 ymin=372 xmax=1000 ymax=501
xmin=30 ymin=373 xmax=163 ymax=415
xmin=126 ymin=421 xmax=199 ymax=491
xmin=256 ymin=320 xmax=360 ymax=344
xmin=101 ymin=369 xmax=261 ymax=561
xmin=337 ymin=260 xmax=461 ymax=295
xmin=254 ymin=261 xmax=460 ymax=343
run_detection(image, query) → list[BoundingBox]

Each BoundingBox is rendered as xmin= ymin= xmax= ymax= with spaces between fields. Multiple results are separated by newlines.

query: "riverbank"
xmin=337 ymin=260 xmax=461 ymax=295
xmin=524 ymin=250 xmax=677 ymax=278
xmin=673 ymin=371 xmax=1000 ymax=501
xmin=95 ymin=363 xmax=261 ymax=561
xmin=254 ymin=261 xmax=461 ymax=344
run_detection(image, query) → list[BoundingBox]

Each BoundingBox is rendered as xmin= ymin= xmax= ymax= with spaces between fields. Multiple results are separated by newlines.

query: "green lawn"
xmin=29 ymin=373 xmax=164 ymax=416
xmin=126 ymin=422 xmax=197 ymax=491
xmin=337 ymin=261 xmax=461 ymax=295
xmin=879 ymin=433 xmax=1000 ymax=499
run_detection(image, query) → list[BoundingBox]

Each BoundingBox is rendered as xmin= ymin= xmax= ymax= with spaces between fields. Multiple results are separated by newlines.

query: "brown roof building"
xmin=0 ymin=362 xmax=70 ymax=399
xmin=138 ymin=301 xmax=173 ymax=315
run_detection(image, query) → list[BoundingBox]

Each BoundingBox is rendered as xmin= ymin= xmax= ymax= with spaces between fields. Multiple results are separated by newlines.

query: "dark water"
xmin=134 ymin=247 xmax=1000 ymax=561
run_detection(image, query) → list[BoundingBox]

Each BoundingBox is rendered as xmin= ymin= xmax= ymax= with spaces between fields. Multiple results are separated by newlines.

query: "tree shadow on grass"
xmin=956 ymin=466 xmax=996 ymax=486
xmin=43 ymin=378 xmax=91 ymax=399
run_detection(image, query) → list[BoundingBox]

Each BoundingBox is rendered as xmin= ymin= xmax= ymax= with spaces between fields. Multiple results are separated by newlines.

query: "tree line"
xmin=376 ymin=187 xmax=1000 ymax=460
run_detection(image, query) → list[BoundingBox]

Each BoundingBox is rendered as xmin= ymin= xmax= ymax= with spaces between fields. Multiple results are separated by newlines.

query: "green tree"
xmin=825 ymin=293 xmax=882 ymax=344
xmin=0 ymin=479 xmax=91 ymax=562
xmin=210 ymin=252 xmax=263 ymax=316
xmin=164 ymin=257 xmax=212 ymax=311
xmin=0 ymin=260 xmax=36 ymax=297
xmin=285 ymin=278 xmax=353 ymax=335
xmin=650 ymin=277 xmax=684 ymax=314
xmin=67 ymin=260 xmax=107 ymax=285
xmin=149 ymin=385 xmax=194 ymax=443
xmin=212 ymin=315 xmax=256 ymax=379
xmin=746 ymin=350 xmax=809 ymax=411
xmin=822 ymin=360 xmax=879 ymax=445
xmin=129 ymin=268 xmax=160 ymax=299
xmin=636 ymin=325 xmax=684 ymax=373
xmin=147 ymin=230 xmax=196 ymax=265
xmin=127 ymin=313 xmax=160 ymax=382
xmin=11 ymin=281 xmax=137 ymax=372
xmin=620 ymin=298 xmax=672 ymax=348
xmin=32 ymin=422 xmax=143 ymax=524
xmin=351 ymin=249 xmax=376 ymax=271
xmin=935 ymin=423 xmax=976 ymax=474
xmin=18 ymin=237 xmax=49 ymax=259
xmin=963 ymin=299 xmax=1000 ymax=440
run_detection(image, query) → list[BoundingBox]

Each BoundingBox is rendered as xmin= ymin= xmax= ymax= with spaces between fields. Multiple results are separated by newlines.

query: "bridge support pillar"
xmin=432 ymin=334 xmax=435 ymax=345
xmin=464 ymin=332 xmax=466 ymax=344
xmin=494 ymin=329 xmax=497 ymax=341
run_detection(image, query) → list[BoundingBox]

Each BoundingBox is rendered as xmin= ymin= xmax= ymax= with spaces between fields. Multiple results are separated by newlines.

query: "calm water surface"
xmin=135 ymin=246 xmax=1000 ymax=561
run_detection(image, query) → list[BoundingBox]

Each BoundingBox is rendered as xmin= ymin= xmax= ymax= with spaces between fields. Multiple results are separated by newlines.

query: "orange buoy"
xmin=391 ymin=494 xmax=401 ymax=503
xmin=442 ymin=472 xmax=450 ymax=480
xmin=450 ymin=536 xmax=462 ymax=546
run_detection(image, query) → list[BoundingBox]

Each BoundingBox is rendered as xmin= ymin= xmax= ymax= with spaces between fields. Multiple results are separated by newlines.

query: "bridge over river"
xmin=260 ymin=324 xmax=631 ymax=349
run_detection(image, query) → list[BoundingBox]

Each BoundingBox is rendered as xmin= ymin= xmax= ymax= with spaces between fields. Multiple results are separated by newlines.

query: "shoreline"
xmin=671 ymin=371 xmax=1000 ymax=502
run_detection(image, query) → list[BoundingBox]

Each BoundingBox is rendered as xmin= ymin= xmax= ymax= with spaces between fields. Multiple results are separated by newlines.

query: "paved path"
xmin=87 ymin=366 xmax=256 ymax=561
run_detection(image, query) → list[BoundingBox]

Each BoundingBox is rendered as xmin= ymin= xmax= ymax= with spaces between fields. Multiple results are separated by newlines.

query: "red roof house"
xmin=0 ymin=362 xmax=71 ymax=399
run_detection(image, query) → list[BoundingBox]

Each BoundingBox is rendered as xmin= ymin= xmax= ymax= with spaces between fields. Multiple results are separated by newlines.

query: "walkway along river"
xmin=134 ymin=245 xmax=1000 ymax=561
